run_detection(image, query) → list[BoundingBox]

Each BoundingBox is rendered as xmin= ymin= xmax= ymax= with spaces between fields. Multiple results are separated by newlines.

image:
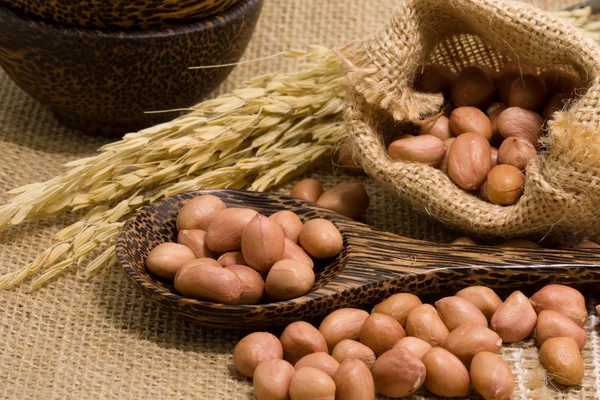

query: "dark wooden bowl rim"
xmin=1 ymin=0 xmax=259 ymax=35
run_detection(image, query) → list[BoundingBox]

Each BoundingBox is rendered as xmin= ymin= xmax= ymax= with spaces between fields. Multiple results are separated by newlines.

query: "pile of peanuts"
xmin=380 ymin=63 xmax=582 ymax=206
xmin=144 ymin=178 xmax=370 ymax=304
xmin=145 ymin=194 xmax=345 ymax=304
xmin=233 ymin=283 xmax=594 ymax=400
xmin=290 ymin=179 xmax=370 ymax=220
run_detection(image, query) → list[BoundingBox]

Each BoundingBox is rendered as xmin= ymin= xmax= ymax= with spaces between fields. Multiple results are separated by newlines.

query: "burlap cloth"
xmin=0 ymin=0 xmax=598 ymax=399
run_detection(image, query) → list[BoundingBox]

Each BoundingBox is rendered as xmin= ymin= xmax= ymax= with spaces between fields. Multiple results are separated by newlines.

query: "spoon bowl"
xmin=116 ymin=189 xmax=600 ymax=329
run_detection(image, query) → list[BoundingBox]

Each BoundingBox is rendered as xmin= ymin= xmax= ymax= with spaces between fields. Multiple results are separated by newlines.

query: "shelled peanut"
xmin=233 ymin=283 xmax=592 ymax=399
xmin=145 ymin=194 xmax=344 ymax=304
xmin=291 ymin=178 xmax=370 ymax=220
xmin=387 ymin=63 xmax=582 ymax=206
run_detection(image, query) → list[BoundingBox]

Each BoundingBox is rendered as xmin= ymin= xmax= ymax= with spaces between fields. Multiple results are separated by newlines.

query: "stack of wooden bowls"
xmin=0 ymin=0 xmax=263 ymax=135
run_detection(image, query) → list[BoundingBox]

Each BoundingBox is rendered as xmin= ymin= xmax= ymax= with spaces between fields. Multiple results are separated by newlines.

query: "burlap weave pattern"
xmin=1 ymin=0 xmax=599 ymax=399
xmin=342 ymin=0 xmax=600 ymax=243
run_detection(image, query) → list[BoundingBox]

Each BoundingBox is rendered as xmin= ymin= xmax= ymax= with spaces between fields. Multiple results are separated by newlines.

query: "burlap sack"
xmin=340 ymin=0 xmax=600 ymax=243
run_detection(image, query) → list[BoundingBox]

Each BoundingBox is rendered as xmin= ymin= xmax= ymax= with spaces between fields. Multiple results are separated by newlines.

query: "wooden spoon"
xmin=116 ymin=189 xmax=600 ymax=329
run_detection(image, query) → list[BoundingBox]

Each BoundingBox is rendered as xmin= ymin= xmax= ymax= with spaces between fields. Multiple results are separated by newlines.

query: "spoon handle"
xmin=328 ymin=217 xmax=600 ymax=303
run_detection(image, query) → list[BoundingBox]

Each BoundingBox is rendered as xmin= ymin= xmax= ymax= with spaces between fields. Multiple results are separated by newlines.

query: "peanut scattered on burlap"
xmin=233 ymin=282 xmax=591 ymax=399
xmin=291 ymin=178 xmax=370 ymax=220
xmin=385 ymin=63 xmax=583 ymax=206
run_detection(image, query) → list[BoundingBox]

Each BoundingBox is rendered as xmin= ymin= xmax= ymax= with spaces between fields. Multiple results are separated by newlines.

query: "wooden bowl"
xmin=116 ymin=189 xmax=600 ymax=330
xmin=0 ymin=0 xmax=262 ymax=136
xmin=1 ymin=0 xmax=242 ymax=30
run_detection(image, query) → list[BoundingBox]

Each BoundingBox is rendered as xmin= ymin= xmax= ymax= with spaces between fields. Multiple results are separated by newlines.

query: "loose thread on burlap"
xmin=188 ymin=52 xmax=288 ymax=69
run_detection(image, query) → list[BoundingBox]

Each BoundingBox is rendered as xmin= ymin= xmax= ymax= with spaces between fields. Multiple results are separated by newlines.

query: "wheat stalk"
xmin=0 ymin=46 xmax=347 ymax=290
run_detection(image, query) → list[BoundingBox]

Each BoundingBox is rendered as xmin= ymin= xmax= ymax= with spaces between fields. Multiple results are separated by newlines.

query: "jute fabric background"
xmin=1 ymin=0 xmax=598 ymax=399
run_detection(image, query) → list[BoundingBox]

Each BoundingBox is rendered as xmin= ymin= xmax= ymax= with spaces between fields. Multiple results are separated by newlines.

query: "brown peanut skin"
xmin=536 ymin=310 xmax=587 ymax=350
xmin=174 ymin=265 xmax=243 ymax=304
xmin=439 ymin=137 xmax=455 ymax=174
xmin=443 ymin=324 xmax=502 ymax=368
xmin=388 ymin=135 xmax=447 ymax=167
xmin=496 ymin=63 xmax=538 ymax=103
xmin=542 ymin=92 xmax=571 ymax=120
xmin=540 ymin=68 xmax=581 ymax=96
xmin=206 ymin=208 xmax=258 ymax=253
xmin=491 ymin=291 xmax=537 ymax=343
xmin=319 ymin=308 xmax=370 ymax=352
xmin=456 ymin=286 xmax=503 ymax=321
xmin=508 ymin=74 xmax=548 ymax=111
xmin=333 ymin=359 xmax=375 ymax=400
xmin=479 ymin=65 xmax=498 ymax=82
xmin=146 ymin=242 xmax=196 ymax=280
xmin=299 ymin=219 xmax=343 ymax=259
xmin=405 ymin=304 xmax=449 ymax=347
xmin=529 ymin=284 xmax=588 ymax=327
xmin=291 ymin=179 xmax=323 ymax=203
xmin=451 ymin=237 xmax=477 ymax=245
xmin=479 ymin=181 xmax=489 ymax=201
xmin=497 ymin=107 xmax=544 ymax=146
xmin=422 ymin=347 xmax=471 ymax=397
xmin=225 ymin=265 xmax=264 ymax=305
xmin=174 ymin=257 xmax=223 ymax=288
xmin=253 ymin=359 xmax=295 ymax=400
xmin=176 ymin=195 xmax=227 ymax=231
xmin=331 ymin=339 xmax=376 ymax=370
xmin=491 ymin=147 xmax=499 ymax=168
xmin=371 ymin=347 xmax=426 ymax=398
xmin=447 ymin=132 xmax=491 ymax=190
xmin=359 ymin=313 xmax=406 ymax=356
xmin=233 ymin=332 xmax=283 ymax=378
xmin=317 ymin=182 xmax=370 ymax=220
xmin=265 ymin=260 xmax=315 ymax=301
xmin=497 ymin=137 xmax=537 ymax=170
xmin=289 ymin=367 xmax=336 ymax=400
xmin=435 ymin=296 xmax=488 ymax=331
xmin=282 ymin=238 xmax=314 ymax=269
xmin=294 ymin=352 xmax=340 ymax=379
xmin=177 ymin=229 xmax=216 ymax=259
xmin=449 ymin=107 xmax=493 ymax=141
xmin=470 ymin=352 xmax=515 ymax=400
xmin=451 ymin=66 xmax=495 ymax=108
xmin=575 ymin=241 xmax=600 ymax=249
xmin=241 ymin=214 xmax=286 ymax=273
xmin=539 ymin=337 xmax=584 ymax=386
xmin=415 ymin=64 xmax=457 ymax=95
xmin=487 ymin=102 xmax=507 ymax=137
xmin=280 ymin=321 xmax=328 ymax=365
xmin=419 ymin=115 xmax=452 ymax=140
xmin=486 ymin=164 xmax=524 ymax=206
xmin=393 ymin=337 xmax=432 ymax=359
xmin=218 ymin=251 xmax=246 ymax=267
xmin=269 ymin=210 xmax=303 ymax=244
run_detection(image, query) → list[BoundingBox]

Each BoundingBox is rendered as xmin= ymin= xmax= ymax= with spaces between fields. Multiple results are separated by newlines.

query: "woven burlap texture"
xmin=1 ymin=0 xmax=599 ymax=399
xmin=341 ymin=0 xmax=600 ymax=243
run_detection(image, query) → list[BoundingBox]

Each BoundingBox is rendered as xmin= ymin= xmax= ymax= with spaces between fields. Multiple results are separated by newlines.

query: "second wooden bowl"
xmin=1 ymin=0 xmax=242 ymax=30
xmin=0 ymin=0 xmax=263 ymax=136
